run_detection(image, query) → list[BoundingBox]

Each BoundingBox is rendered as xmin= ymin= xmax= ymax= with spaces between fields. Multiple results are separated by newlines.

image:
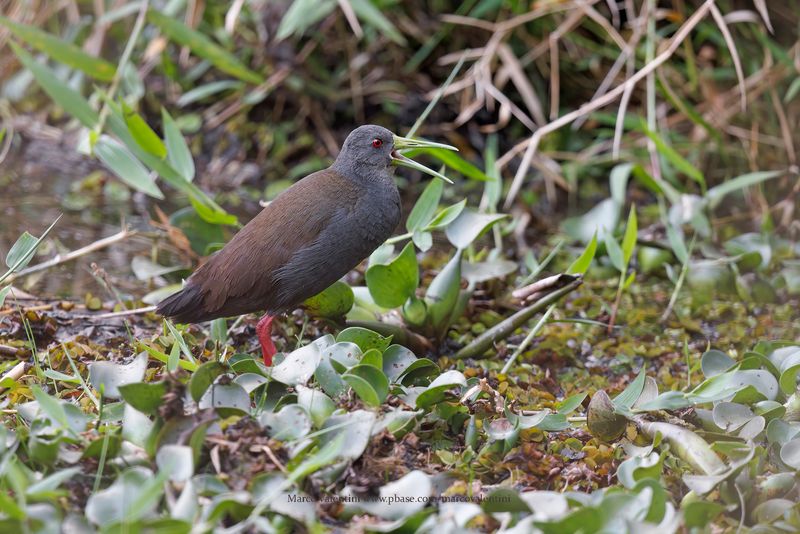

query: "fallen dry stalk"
xmin=502 ymin=0 xmax=717 ymax=209
xmin=4 ymin=227 xmax=136 ymax=284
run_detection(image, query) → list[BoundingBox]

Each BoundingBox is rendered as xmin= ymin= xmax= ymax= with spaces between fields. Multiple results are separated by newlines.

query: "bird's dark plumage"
xmin=157 ymin=125 xmax=401 ymax=324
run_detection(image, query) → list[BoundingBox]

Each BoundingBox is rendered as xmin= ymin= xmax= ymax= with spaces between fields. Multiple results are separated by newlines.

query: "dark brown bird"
xmin=157 ymin=125 xmax=456 ymax=365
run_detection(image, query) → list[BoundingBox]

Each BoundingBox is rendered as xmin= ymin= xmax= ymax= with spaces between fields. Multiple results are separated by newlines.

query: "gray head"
xmin=333 ymin=125 xmax=395 ymax=178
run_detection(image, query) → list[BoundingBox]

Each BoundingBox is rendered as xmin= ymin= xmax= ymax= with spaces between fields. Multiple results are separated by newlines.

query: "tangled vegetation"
xmin=0 ymin=0 xmax=799 ymax=532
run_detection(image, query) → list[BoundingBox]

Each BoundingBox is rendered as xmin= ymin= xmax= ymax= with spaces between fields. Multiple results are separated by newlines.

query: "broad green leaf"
xmin=622 ymin=205 xmax=637 ymax=265
xmin=343 ymin=364 xmax=389 ymax=407
xmin=336 ymin=327 xmax=392 ymax=353
xmin=8 ymin=41 xmax=99 ymax=128
xmin=366 ymin=242 xmax=419 ymax=308
xmin=148 ymin=10 xmax=263 ymax=84
xmin=567 ymin=232 xmax=598 ymax=275
xmin=406 ymin=179 xmax=443 ymax=232
xmin=610 ymin=163 xmax=633 ymax=206
xmin=88 ymin=353 xmax=148 ymax=399
xmin=425 ymin=199 xmax=466 ymax=230
xmin=162 ymin=108 xmax=195 ymax=181
xmin=122 ymin=102 xmax=167 ymax=158
xmin=424 ymin=249 xmax=462 ymax=336
xmin=189 ymin=362 xmax=228 ymax=402
xmin=304 ymin=280 xmax=354 ymax=318
xmin=0 ymin=16 xmax=115 ymax=80
xmin=614 ymin=369 xmax=646 ymax=410
xmin=416 ymin=370 xmax=466 ymax=408
xmin=118 ymin=381 xmax=168 ymax=415
xmin=5 ymin=231 xmax=38 ymax=270
xmin=445 ymin=209 xmax=507 ymax=249
xmin=94 ymin=136 xmax=164 ymax=199
xmin=562 ymin=198 xmax=618 ymax=243
xmin=348 ymin=0 xmax=406 ymax=45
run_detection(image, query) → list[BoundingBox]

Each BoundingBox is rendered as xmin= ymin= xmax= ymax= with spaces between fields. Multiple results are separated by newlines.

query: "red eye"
xmin=372 ymin=138 xmax=383 ymax=148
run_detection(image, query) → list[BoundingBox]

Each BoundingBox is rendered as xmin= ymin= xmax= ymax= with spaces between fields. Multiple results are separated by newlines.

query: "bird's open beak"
xmin=391 ymin=135 xmax=458 ymax=184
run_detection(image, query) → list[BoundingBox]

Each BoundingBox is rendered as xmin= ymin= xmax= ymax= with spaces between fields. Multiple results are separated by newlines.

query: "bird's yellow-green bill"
xmin=392 ymin=135 xmax=457 ymax=183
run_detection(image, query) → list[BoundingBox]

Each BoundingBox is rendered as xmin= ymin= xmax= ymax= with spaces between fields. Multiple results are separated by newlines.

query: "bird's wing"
xmin=188 ymin=169 xmax=361 ymax=318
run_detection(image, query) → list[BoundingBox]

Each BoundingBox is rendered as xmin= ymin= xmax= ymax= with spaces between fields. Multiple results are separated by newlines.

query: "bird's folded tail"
xmin=156 ymin=283 xmax=212 ymax=324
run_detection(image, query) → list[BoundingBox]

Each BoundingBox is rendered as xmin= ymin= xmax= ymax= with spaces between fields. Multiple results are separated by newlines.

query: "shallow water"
xmin=1 ymin=139 xmax=156 ymax=299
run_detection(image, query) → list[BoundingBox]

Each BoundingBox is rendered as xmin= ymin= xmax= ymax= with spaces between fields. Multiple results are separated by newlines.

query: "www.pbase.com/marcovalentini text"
xmin=286 ymin=494 xmax=512 ymax=504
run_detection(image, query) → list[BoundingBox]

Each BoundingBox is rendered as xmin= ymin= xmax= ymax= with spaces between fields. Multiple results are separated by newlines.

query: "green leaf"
xmin=348 ymin=0 xmax=407 ymax=45
xmin=424 ymin=249 xmax=462 ymax=336
xmin=365 ymin=242 xmax=419 ymax=308
xmin=304 ymin=280 xmax=354 ymax=318
xmin=118 ymin=382 xmax=168 ymax=415
xmin=122 ymin=102 xmax=167 ymax=159
xmin=416 ymin=370 xmax=466 ymax=408
xmin=336 ymin=327 xmax=392 ymax=353
xmin=2 ymin=215 xmax=61 ymax=283
xmin=189 ymin=362 xmax=228 ymax=402
xmin=276 ymin=0 xmax=337 ymax=40
xmin=147 ymin=10 xmax=263 ymax=84
xmin=445 ymin=209 xmax=507 ymax=249
xmin=414 ymin=148 xmax=491 ymax=181
xmin=613 ymin=369 xmax=646 ymax=410
xmin=642 ymin=126 xmax=705 ymax=189
xmin=425 ymin=199 xmax=466 ymax=230
xmin=94 ymin=136 xmax=164 ymax=199
xmin=567 ymin=231 xmax=597 ymax=275
xmin=162 ymin=108 xmax=195 ymax=182
xmin=621 ymin=205 xmax=637 ymax=265
xmin=605 ymin=232 xmax=624 ymax=272
xmin=0 ymin=16 xmax=116 ymax=81
xmin=343 ymin=364 xmax=389 ymax=407
xmin=177 ymin=80 xmax=244 ymax=107
xmin=706 ymin=170 xmax=783 ymax=209
xmin=0 ymin=285 xmax=11 ymax=308
xmin=8 ymin=41 xmax=99 ymax=128
xmin=406 ymin=179 xmax=443 ymax=232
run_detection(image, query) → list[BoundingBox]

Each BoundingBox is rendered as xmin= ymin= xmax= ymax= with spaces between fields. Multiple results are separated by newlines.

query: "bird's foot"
xmin=256 ymin=314 xmax=277 ymax=366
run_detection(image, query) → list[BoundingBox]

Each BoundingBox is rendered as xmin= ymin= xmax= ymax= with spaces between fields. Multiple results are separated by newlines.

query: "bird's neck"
xmin=332 ymin=158 xmax=395 ymax=187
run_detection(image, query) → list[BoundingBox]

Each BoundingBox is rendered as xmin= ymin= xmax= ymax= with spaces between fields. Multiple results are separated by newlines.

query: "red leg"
xmin=255 ymin=314 xmax=277 ymax=366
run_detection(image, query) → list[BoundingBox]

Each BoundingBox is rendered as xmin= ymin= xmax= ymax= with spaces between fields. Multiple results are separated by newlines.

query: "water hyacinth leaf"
xmin=189 ymin=361 xmax=228 ymax=402
xmin=198 ymin=382 xmax=250 ymax=416
xmin=712 ymin=402 xmax=754 ymax=432
xmin=425 ymin=199 xmax=467 ymax=230
xmin=336 ymin=327 xmax=392 ymax=353
xmin=85 ymin=467 xmax=163 ymax=525
xmin=314 ymin=351 xmax=349 ymax=398
xmin=382 ymin=345 xmax=417 ymax=383
xmin=295 ymin=385 xmax=335 ymax=427
xmin=147 ymin=10 xmax=263 ymax=84
xmin=88 ymin=353 xmax=148 ymax=399
xmin=162 ymin=108 xmax=195 ymax=182
xmin=616 ymin=452 xmax=664 ymax=489
xmin=325 ymin=341 xmax=363 ymax=371
xmin=567 ymin=232 xmax=598 ymax=275
xmin=156 ymin=444 xmax=194 ymax=482
xmin=416 ymin=370 xmax=466 ymax=409
xmin=271 ymin=342 xmax=322 ymax=386
xmin=233 ymin=373 xmax=268 ymax=394
xmin=117 ymin=381 xmax=168 ymax=415
xmin=343 ymin=364 xmax=389 ymax=407
xmin=397 ymin=358 xmax=439 ymax=386
xmin=360 ymin=348 xmax=383 ymax=369
xmin=95 ymin=136 xmax=163 ymax=199
xmin=321 ymin=410 xmax=375 ymax=460
xmin=406 ymin=177 xmax=443 ymax=232
xmin=304 ymin=280 xmax=354 ymax=318
xmin=779 ymin=439 xmax=800 ymax=469
xmin=701 ymin=350 xmax=736 ymax=378
xmin=445 ymin=209 xmax=507 ymax=249
xmin=401 ymin=295 xmax=427 ymax=327
xmin=682 ymin=500 xmax=725 ymax=529
xmin=259 ymin=405 xmax=312 ymax=440
xmin=8 ymin=42 xmax=99 ymax=128
xmin=122 ymin=102 xmax=166 ymax=158
xmin=365 ymin=242 xmax=419 ymax=308
xmin=412 ymin=230 xmax=433 ymax=251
